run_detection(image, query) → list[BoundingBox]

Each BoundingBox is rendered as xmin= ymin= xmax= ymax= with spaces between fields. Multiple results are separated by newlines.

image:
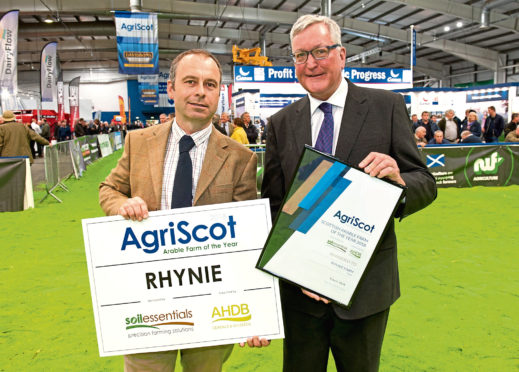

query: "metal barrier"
xmin=246 ymin=144 xmax=266 ymax=191
xmin=41 ymin=132 xmax=124 ymax=203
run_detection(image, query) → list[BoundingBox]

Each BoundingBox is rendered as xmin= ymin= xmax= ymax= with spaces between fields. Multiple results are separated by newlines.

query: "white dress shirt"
xmin=308 ymin=77 xmax=348 ymax=155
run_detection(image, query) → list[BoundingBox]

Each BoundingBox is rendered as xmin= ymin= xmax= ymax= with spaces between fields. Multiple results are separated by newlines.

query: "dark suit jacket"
xmin=261 ymin=79 xmax=436 ymax=320
xmin=99 ymin=121 xmax=258 ymax=215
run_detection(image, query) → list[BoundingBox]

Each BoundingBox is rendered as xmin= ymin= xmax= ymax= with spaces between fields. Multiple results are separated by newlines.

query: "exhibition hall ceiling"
xmin=9 ymin=0 xmax=519 ymax=82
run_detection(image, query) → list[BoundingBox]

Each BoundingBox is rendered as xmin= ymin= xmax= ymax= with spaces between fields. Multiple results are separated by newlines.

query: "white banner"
xmin=0 ymin=10 xmax=18 ymax=94
xmin=40 ymin=42 xmax=58 ymax=102
xmin=82 ymin=199 xmax=283 ymax=356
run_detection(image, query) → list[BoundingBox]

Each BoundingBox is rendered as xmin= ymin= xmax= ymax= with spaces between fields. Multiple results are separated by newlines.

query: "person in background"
xmin=57 ymin=120 xmax=71 ymax=142
xmin=159 ymin=113 xmax=168 ymax=124
xmin=212 ymin=113 xmax=226 ymax=135
xmin=262 ymin=14 xmax=436 ymax=372
xmin=504 ymin=113 xmax=519 ymax=137
xmin=74 ymin=118 xmax=87 ymax=138
xmin=460 ymin=111 xmax=482 ymax=138
xmin=219 ymin=112 xmax=232 ymax=136
xmin=413 ymin=111 xmax=439 ymax=142
xmin=0 ymin=110 xmax=50 ymax=164
xmin=99 ymin=49 xmax=268 ymax=372
xmin=411 ymin=113 xmax=418 ymax=127
xmin=437 ymin=109 xmax=461 ymax=143
xmin=41 ymin=119 xmax=51 ymax=144
xmin=428 ymin=130 xmax=450 ymax=145
xmin=414 ymin=126 xmax=428 ymax=147
xmin=241 ymin=112 xmax=258 ymax=144
xmin=505 ymin=125 xmax=519 ymax=142
xmin=230 ymin=117 xmax=249 ymax=145
xmin=460 ymin=130 xmax=483 ymax=144
xmin=482 ymin=105 xmax=504 ymax=143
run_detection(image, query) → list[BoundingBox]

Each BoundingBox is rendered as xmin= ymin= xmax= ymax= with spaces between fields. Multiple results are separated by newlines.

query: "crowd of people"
xmin=411 ymin=106 xmax=519 ymax=147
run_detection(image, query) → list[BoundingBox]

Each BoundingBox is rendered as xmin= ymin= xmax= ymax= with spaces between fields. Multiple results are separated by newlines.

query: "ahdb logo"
xmin=212 ymin=304 xmax=251 ymax=322
xmin=474 ymin=152 xmax=503 ymax=175
xmin=426 ymin=154 xmax=445 ymax=168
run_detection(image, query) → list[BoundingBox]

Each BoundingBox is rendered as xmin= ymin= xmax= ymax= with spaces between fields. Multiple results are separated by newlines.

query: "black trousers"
xmin=283 ymin=306 xmax=390 ymax=372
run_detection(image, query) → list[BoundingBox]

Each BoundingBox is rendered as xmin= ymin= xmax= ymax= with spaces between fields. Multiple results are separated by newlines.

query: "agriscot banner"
xmin=115 ymin=11 xmax=158 ymax=75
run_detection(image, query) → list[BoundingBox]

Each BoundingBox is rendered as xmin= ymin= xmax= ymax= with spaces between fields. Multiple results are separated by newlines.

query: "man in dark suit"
xmin=460 ymin=130 xmax=483 ymax=144
xmin=483 ymin=105 xmax=505 ymax=143
xmin=262 ymin=15 xmax=437 ymax=371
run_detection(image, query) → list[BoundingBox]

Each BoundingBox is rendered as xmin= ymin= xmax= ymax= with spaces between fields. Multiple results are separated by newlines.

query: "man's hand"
xmin=239 ymin=336 xmax=271 ymax=348
xmin=301 ymin=289 xmax=330 ymax=304
xmin=118 ymin=197 xmax=149 ymax=221
xmin=359 ymin=152 xmax=406 ymax=186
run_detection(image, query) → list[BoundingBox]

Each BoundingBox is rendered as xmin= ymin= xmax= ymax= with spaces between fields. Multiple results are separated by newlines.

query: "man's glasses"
xmin=291 ymin=44 xmax=341 ymax=64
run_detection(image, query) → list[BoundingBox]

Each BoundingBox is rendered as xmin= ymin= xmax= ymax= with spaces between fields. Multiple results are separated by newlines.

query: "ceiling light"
xmin=44 ymin=15 xmax=54 ymax=23
xmin=456 ymin=21 xmax=463 ymax=28
xmin=215 ymin=37 xmax=220 ymax=42
xmin=480 ymin=7 xmax=489 ymax=28
xmin=444 ymin=26 xmax=450 ymax=32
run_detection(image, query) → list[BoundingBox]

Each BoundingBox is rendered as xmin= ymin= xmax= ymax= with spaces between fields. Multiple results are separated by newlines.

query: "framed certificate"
xmin=82 ymin=199 xmax=284 ymax=356
xmin=257 ymin=146 xmax=406 ymax=307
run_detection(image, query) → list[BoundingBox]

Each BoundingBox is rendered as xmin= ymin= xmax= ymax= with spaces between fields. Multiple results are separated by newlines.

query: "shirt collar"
xmin=308 ymin=77 xmax=348 ymax=115
xmin=171 ymin=120 xmax=213 ymax=148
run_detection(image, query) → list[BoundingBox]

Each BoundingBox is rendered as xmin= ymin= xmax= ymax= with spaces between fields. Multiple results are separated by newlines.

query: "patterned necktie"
xmin=315 ymin=102 xmax=334 ymax=154
xmin=171 ymin=135 xmax=195 ymax=208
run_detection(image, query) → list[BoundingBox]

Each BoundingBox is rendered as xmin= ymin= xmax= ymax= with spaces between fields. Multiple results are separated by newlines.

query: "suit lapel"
xmin=292 ymin=96 xmax=312 ymax=149
xmin=335 ymin=79 xmax=369 ymax=162
xmin=147 ymin=122 xmax=172 ymax=207
xmin=193 ymin=129 xmax=229 ymax=205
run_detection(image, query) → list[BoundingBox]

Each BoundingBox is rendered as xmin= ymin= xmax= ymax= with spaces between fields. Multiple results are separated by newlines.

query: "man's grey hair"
xmin=168 ymin=49 xmax=222 ymax=87
xmin=415 ymin=126 xmax=426 ymax=134
xmin=460 ymin=130 xmax=471 ymax=139
xmin=290 ymin=15 xmax=342 ymax=47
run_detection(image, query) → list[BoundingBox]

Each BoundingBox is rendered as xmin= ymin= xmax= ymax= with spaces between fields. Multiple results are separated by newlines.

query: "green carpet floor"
xmin=1 ymin=150 xmax=517 ymax=371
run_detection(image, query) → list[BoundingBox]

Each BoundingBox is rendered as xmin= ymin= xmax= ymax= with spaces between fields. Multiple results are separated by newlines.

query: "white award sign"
xmin=82 ymin=199 xmax=283 ymax=356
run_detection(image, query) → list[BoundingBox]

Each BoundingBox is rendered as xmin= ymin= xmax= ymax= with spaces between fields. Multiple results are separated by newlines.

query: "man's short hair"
xmin=434 ymin=130 xmax=444 ymax=135
xmin=168 ymin=49 xmax=222 ymax=87
xmin=421 ymin=111 xmax=429 ymax=116
xmin=241 ymin=112 xmax=250 ymax=119
xmin=290 ymin=15 xmax=342 ymax=46
xmin=488 ymin=106 xmax=496 ymax=111
xmin=415 ymin=126 xmax=426 ymax=134
xmin=511 ymin=113 xmax=518 ymax=120
xmin=461 ymin=130 xmax=471 ymax=139
xmin=445 ymin=109 xmax=454 ymax=115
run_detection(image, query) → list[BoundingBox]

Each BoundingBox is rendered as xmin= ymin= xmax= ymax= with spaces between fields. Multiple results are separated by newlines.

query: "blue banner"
xmin=115 ymin=11 xmax=158 ymax=75
xmin=466 ymin=90 xmax=508 ymax=103
xmin=138 ymin=74 xmax=159 ymax=105
xmin=234 ymin=66 xmax=410 ymax=84
xmin=411 ymin=29 xmax=416 ymax=67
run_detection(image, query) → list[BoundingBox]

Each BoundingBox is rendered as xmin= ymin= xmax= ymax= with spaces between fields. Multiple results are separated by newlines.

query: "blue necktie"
xmin=171 ymin=135 xmax=195 ymax=208
xmin=315 ymin=102 xmax=334 ymax=154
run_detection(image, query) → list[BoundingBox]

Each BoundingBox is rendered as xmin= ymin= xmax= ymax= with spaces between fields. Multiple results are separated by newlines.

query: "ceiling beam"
xmin=382 ymin=0 xmax=519 ymax=33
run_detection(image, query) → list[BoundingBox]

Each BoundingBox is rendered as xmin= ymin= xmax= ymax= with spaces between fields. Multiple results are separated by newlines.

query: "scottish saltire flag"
xmin=115 ymin=11 xmax=158 ymax=75
xmin=0 ymin=10 xmax=18 ymax=104
xmin=40 ymin=42 xmax=58 ymax=102
xmin=426 ymin=154 xmax=445 ymax=168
